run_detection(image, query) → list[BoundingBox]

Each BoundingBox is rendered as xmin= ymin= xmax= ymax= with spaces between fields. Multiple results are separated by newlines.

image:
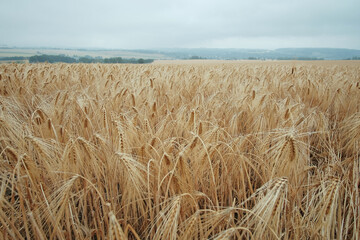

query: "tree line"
xmin=27 ymin=55 xmax=154 ymax=64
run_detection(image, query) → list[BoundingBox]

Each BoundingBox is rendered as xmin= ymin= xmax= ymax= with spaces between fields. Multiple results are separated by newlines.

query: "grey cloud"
xmin=1 ymin=0 xmax=359 ymax=49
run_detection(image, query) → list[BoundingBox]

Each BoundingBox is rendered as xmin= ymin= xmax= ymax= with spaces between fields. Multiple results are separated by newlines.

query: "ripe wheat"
xmin=0 ymin=61 xmax=359 ymax=239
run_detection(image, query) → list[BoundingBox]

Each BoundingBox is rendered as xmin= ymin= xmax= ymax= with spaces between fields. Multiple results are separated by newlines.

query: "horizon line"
xmin=1 ymin=46 xmax=360 ymax=51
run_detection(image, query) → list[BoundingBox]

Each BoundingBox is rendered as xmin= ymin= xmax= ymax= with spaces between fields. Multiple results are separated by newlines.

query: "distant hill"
xmin=155 ymin=48 xmax=360 ymax=60
xmin=1 ymin=47 xmax=360 ymax=61
xmin=272 ymin=48 xmax=360 ymax=60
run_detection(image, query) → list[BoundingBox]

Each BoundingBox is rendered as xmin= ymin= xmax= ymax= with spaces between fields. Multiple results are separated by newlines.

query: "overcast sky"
xmin=1 ymin=0 xmax=359 ymax=49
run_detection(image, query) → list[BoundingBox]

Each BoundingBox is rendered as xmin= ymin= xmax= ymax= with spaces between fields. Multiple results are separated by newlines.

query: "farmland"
xmin=0 ymin=61 xmax=359 ymax=239
xmin=0 ymin=48 xmax=166 ymax=60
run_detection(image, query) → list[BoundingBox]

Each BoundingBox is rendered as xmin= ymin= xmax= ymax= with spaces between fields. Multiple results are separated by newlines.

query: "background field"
xmin=1 ymin=47 xmax=360 ymax=62
xmin=0 ymin=61 xmax=359 ymax=239
xmin=153 ymin=59 xmax=360 ymax=66
xmin=0 ymin=48 xmax=168 ymax=59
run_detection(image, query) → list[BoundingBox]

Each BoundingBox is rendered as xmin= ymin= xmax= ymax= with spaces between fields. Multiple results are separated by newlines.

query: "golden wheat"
xmin=0 ymin=61 xmax=359 ymax=239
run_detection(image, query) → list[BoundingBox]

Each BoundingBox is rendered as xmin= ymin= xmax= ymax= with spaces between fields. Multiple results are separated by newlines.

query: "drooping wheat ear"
xmin=284 ymin=108 xmax=290 ymax=120
xmin=287 ymin=135 xmax=297 ymax=162
xmin=121 ymin=88 xmax=128 ymax=98
xmin=115 ymin=81 xmax=121 ymax=89
xmin=119 ymin=132 xmax=125 ymax=153
xmin=153 ymin=197 xmax=181 ymax=240
xmin=199 ymin=207 xmax=242 ymax=238
xmin=28 ymin=212 xmax=46 ymax=240
xmin=163 ymin=152 xmax=171 ymax=166
xmin=54 ymin=91 xmax=61 ymax=105
xmin=259 ymin=94 xmax=267 ymax=106
xmin=108 ymin=211 xmax=127 ymax=240
xmin=307 ymin=178 xmax=341 ymax=239
xmin=131 ymin=93 xmax=136 ymax=107
xmin=295 ymin=115 xmax=305 ymax=127
xmin=140 ymin=144 xmax=146 ymax=159
xmin=291 ymin=66 xmax=295 ymax=75
xmin=179 ymin=211 xmax=199 ymax=239
xmin=20 ymin=153 xmax=38 ymax=177
xmin=47 ymin=118 xmax=52 ymax=131
xmin=61 ymin=91 xmax=69 ymax=106
xmin=105 ymin=79 xmax=110 ymax=88
xmin=188 ymin=110 xmax=195 ymax=129
xmin=152 ymin=101 xmax=157 ymax=113
xmin=33 ymin=108 xmax=46 ymax=125
xmin=177 ymin=153 xmax=186 ymax=176
xmin=132 ymin=106 xmax=139 ymax=114
xmin=77 ymin=137 xmax=94 ymax=161
xmin=114 ymin=92 xmax=122 ymax=103
xmin=323 ymin=179 xmax=340 ymax=216
xmin=150 ymin=137 xmax=157 ymax=148
xmin=84 ymin=117 xmax=89 ymax=128
xmin=46 ymin=118 xmax=58 ymax=140
xmin=102 ymin=107 xmax=108 ymax=129
xmin=145 ymin=119 xmax=152 ymax=134
xmin=150 ymin=78 xmax=154 ymax=88
xmin=67 ymin=139 xmax=77 ymax=165
xmin=46 ymin=174 xmax=79 ymax=239
xmin=4 ymin=146 xmax=18 ymax=164
xmin=279 ymin=135 xmax=297 ymax=162
xmin=271 ymin=177 xmax=288 ymax=215
xmin=198 ymin=121 xmax=203 ymax=135
xmin=240 ymin=177 xmax=288 ymax=239
xmin=213 ymin=228 xmax=237 ymax=240
xmin=189 ymin=136 xmax=198 ymax=149
xmin=84 ymin=105 xmax=89 ymax=114
xmin=25 ymin=136 xmax=48 ymax=160
xmin=252 ymin=89 xmax=256 ymax=100
xmin=59 ymin=126 xmax=66 ymax=141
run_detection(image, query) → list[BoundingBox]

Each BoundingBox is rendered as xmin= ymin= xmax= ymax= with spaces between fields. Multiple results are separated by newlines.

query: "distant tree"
xmin=0 ymin=56 xmax=27 ymax=61
xmin=104 ymin=57 xmax=123 ymax=63
xmin=78 ymin=57 xmax=95 ymax=63
xmin=143 ymin=59 xmax=154 ymax=64
xmin=29 ymin=54 xmax=76 ymax=63
xmin=27 ymin=54 xmax=154 ymax=64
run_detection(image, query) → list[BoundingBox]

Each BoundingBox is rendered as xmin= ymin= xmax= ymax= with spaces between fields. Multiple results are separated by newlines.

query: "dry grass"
xmin=0 ymin=61 xmax=359 ymax=239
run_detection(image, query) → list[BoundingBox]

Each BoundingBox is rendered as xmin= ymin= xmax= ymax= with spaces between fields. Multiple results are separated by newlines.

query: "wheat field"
xmin=0 ymin=61 xmax=359 ymax=239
